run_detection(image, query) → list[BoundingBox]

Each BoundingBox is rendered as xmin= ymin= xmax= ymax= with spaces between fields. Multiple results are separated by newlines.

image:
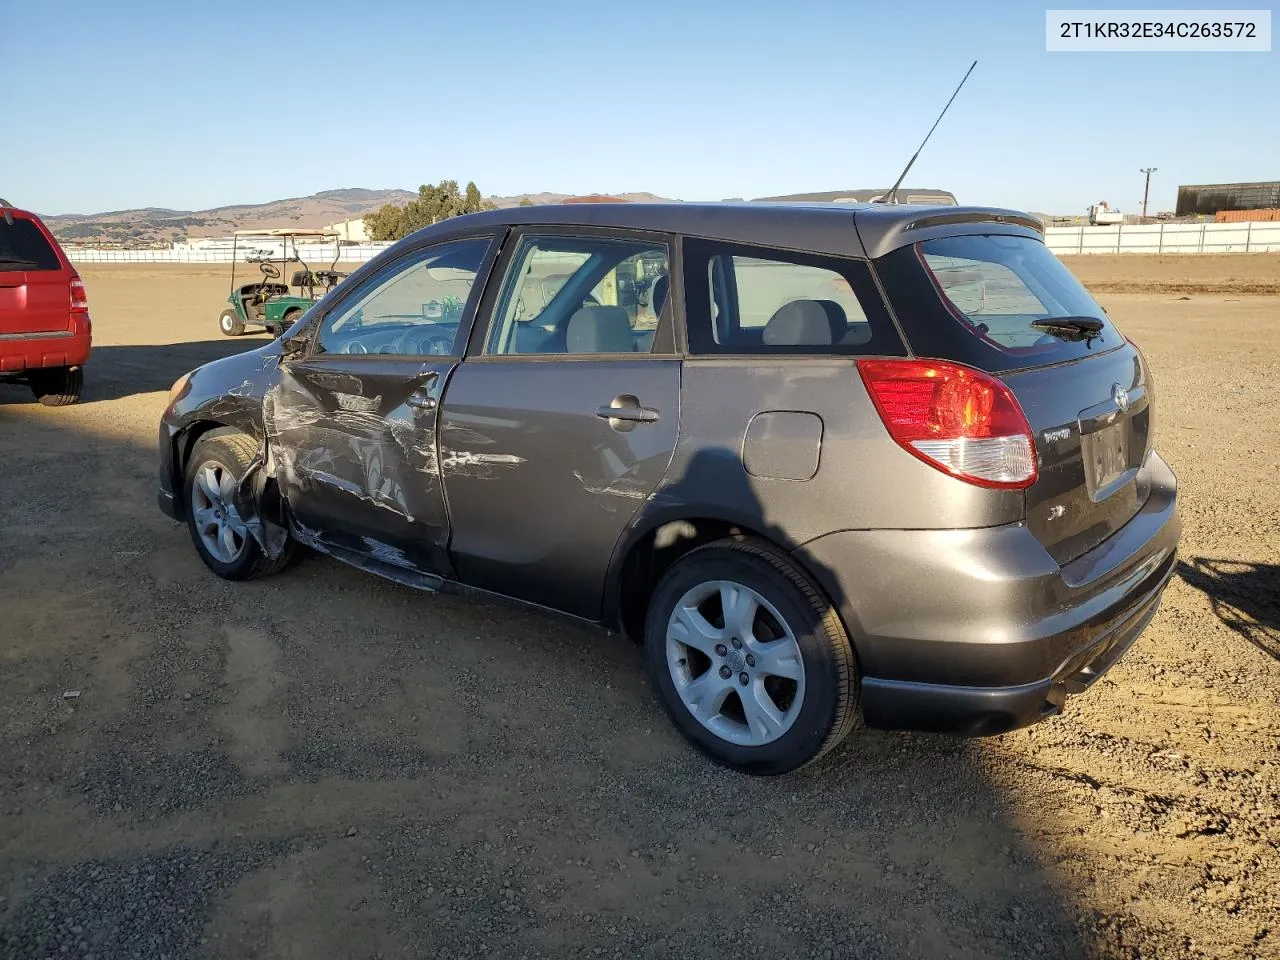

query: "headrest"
xmin=762 ymin=299 xmax=841 ymax=346
xmin=565 ymin=305 xmax=634 ymax=354
xmin=650 ymin=274 xmax=670 ymax=316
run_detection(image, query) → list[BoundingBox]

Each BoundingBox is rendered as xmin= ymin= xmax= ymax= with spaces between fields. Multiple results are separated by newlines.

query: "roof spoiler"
xmin=0 ymin=198 xmax=13 ymax=226
xmin=903 ymin=211 xmax=1044 ymax=234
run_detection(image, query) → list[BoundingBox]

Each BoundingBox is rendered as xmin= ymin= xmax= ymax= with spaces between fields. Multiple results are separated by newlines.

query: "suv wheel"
xmin=184 ymin=431 xmax=294 ymax=580
xmin=645 ymin=538 xmax=859 ymax=775
xmin=29 ymin=365 xmax=83 ymax=406
xmin=219 ymin=307 xmax=245 ymax=337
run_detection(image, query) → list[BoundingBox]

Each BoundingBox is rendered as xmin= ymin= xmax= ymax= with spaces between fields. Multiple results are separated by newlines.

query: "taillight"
xmin=857 ymin=358 xmax=1038 ymax=489
xmin=69 ymin=277 xmax=88 ymax=313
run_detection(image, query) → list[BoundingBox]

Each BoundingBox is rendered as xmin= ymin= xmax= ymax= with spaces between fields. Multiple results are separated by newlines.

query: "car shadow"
xmin=0 ymin=337 xmax=270 ymax=406
xmin=1177 ymin=557 xmax=1280 ymax=662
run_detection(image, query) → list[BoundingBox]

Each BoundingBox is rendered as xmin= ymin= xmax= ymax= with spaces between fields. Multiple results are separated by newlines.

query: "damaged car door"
xmin=265 ymin=236 xmax=499 ymax=577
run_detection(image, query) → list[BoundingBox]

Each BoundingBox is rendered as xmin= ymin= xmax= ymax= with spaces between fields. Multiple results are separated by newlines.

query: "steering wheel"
xmin=396 ymin=327 xmax=454 ymax=357
xmin=259 ymin=261 xmax=281 ymax=280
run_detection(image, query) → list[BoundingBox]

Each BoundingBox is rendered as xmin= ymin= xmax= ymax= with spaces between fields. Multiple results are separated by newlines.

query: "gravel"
xmin=1 ymin=264 xmax=1277 ymax=959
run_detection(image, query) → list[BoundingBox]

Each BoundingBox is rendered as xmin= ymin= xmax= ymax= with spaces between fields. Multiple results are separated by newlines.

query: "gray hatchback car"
xmin=158 ymin=202 xmax=1180 ymax=774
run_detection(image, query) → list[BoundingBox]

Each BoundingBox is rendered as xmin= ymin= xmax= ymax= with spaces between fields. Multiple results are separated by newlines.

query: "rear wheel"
xmin=645 ymin=538 xmax=859 ymax=775
xmin=29 ymin=366 xmax=83 ymax=406
xmin=281 ymin=307 xmax=303 ymax=330
xmin=183 ymin=431 xmax=294 ymax=580
xmin=219 ymin=307 xmax=246 ymax=337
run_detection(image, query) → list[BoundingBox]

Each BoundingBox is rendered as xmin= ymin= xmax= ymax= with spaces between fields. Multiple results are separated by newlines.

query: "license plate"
xmin=1086 ymin=421 xmax=1129 ymax=495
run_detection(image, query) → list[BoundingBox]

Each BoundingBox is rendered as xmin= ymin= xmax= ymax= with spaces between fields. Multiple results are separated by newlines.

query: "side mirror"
xmin=279 ymin=333 xmax=309 ymax=359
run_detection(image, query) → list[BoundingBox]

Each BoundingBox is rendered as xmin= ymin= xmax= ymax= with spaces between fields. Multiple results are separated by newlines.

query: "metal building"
xmin=1175 ymin=181 xmax=1280 ymax=217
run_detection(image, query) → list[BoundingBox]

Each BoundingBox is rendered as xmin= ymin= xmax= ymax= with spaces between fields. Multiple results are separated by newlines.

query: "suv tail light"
xmin=69 ymin=277 xmax=88 ymax=313
xmin=857 ymin=358 xmax=1038 ymax=489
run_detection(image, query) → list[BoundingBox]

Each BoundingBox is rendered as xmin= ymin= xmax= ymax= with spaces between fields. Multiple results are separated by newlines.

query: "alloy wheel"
xmin=190 ymin=460 xmax=249 ymax=563
xmin=665 ymin=579 xmax=805 ymax=746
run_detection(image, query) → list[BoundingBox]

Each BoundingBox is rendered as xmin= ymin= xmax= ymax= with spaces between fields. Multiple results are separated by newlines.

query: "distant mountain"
xmin=41 ymin=187 xmax=678 ymax=246
xmin=43 ymin=188 xmax=418 ymax=246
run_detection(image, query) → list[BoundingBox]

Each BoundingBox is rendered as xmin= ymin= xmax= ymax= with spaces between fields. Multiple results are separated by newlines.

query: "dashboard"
xmin=320 ymin=321 xmax=461 ymax=357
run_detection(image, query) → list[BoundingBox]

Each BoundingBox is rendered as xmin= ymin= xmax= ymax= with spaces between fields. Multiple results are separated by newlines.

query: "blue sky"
xmin=5 ymin=0 xmax=1275 ymax=216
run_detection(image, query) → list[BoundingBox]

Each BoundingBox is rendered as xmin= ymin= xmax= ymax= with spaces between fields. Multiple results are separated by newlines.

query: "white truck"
xmin=1088 ymin=201 xmax=1125 ymax=226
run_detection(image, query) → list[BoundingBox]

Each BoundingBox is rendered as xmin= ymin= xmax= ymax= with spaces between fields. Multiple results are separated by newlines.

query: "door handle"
xmin=407 ymin=392 xmax=437 ymax=410
xmin=595 ymin=405 xmax=658 ymax=422
xmin=595 ymin=395 xmax=659 ymax=431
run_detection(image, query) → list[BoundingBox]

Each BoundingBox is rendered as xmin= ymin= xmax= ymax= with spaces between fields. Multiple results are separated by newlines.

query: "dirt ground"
xmin=2 ymin=256 xmax=1278 ymax=960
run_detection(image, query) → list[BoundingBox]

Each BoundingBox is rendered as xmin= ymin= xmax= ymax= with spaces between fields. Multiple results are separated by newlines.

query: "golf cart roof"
xmin=233 ymin=228 xmax=340 ymax=238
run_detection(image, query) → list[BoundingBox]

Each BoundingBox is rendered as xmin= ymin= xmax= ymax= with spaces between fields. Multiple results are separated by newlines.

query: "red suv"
xmin=0 ymin=200 xmax=90 ymax=405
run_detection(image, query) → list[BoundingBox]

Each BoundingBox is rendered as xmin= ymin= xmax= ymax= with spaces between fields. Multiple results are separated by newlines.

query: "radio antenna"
xmin=879 ymin=60 xmax=977 ymax=205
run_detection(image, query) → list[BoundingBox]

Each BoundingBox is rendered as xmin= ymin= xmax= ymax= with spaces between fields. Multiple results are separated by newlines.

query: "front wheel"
xmin=219 ymin=307 xmax=246 ymax=337
xmin=29 ymin=365 xmax=83 ymax=406
xmin=645 ymin=538 xmax=859 ymax=775
xmin=183 ymin=431 xmax=294 ymax=580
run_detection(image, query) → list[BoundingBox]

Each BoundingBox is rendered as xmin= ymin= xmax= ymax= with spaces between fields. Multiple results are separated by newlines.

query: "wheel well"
xmin=615 ymin=518 xmax=782 ymax=643
xmin=172 ymin=421 xmax=241 ymax=502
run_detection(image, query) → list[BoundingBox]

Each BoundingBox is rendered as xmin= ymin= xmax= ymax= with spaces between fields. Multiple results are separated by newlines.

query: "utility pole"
xmin=1140 ymin=167 xmax=1157 ymax=219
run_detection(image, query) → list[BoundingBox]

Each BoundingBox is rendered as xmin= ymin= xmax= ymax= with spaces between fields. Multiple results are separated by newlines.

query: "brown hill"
xmin=43 ymin=188 xmax=418 ymax=246
xmin=43 ymin=188 xmax=677 ymax=246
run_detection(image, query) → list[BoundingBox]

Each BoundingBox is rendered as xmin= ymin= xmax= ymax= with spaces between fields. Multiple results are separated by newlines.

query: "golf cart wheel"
xmin=29 ymin=365 xmax=83 ymax=406
xmin=183 ymin=430 xmax=295 ymax=581
xmin=645 ymin=537 xmax=860 ymax=775
xmin=219 ymin=307 xmax=245 ymax=337
xmin=279 ymin=308 xmax=303 ymax=335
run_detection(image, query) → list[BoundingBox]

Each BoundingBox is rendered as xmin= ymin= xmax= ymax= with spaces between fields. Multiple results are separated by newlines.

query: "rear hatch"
xmin=0 ymin=213 xmax=73 ymax=336
xmin=877 ymin=232 xmax=1151 ymax=565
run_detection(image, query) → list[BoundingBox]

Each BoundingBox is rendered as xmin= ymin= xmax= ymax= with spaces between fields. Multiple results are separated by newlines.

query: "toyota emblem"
xmin=1112 ymin=383 xmax=1131 ymax=412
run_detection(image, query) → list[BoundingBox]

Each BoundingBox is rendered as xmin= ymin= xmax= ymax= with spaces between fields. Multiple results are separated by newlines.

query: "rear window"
xmin=0 ymin=217 xmax=63 ymax=272
xmin=877 ymin=233 xmax=1124 ymax=372
xmin=682 ymin=238 xmax=906 ymax=357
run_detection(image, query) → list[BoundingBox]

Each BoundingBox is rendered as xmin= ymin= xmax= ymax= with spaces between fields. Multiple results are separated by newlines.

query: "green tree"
xmin=364 ymin=180 xmax=494 ymax=241
xmin=518 ymin=198 xmax=535 ymax=207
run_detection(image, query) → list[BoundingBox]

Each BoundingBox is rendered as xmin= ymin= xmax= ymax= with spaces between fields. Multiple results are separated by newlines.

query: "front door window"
xmin=315 ymin=238 xmax=491 ymax=357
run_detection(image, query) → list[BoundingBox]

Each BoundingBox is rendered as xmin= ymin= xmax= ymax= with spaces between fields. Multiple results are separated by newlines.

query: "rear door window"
xmin=682 ymin=239 xmax=905 ymax=356
xmin=879 ymin=233 xmax=1125 ymax=372
xmin=485 ymin=234 xmax=672 ymax=356
xmin=0 ymin=218 xmax=62 ymax=272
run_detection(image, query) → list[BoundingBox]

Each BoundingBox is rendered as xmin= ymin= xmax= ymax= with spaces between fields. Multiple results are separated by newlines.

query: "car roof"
xmin=412 ymin=201 xmax=1043 ymax=260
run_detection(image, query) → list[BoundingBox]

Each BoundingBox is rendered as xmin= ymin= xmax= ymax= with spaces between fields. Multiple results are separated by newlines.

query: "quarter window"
xmin=683 ymin=239 xmax=905 ymax=357
xmin=486 ymin=235 xmax=670 ymax=356
xmin=315 ymin=238 xmax=491 ymax=357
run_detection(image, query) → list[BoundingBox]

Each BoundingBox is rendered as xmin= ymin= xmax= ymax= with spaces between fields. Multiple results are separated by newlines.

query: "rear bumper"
xmin=0 ymin=326 xmax=91 ymax=373
xmin=794 ymin=450 xmax=1180 ymax=735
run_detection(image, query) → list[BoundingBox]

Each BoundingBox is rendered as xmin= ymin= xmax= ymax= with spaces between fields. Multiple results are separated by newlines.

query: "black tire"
xmin=644 ymin=537 xmax=859 ymax=775
xmin=183 ymin=430 xmax=295 ymax=581
xmin=29 ymin=365 xmax=83 ymax=406
xmin=219 ymin=307 xmax=246 ymax=337
xmin=281 ymin=307 xmax=302 ymax=331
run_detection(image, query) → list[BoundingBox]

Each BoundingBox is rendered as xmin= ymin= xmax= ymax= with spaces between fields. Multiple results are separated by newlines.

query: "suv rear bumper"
xmin=793 ymin=451 xmax=1180 ymax=735
xmin=0 ymin=328 xmax=91 ymax=373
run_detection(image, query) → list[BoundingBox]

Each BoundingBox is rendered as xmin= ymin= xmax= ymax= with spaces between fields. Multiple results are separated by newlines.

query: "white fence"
xmin=1045 ymin=221 xmax=1280 ymax=255
xmin=62 ymin=221 xmax=1280 ymax=263
xmin=63 ymin=242 xmax=395 ymax=264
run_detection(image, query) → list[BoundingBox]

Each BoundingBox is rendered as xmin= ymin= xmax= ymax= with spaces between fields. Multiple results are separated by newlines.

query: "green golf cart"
xmin=217 ymin=228 xmax=347 ymax=337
